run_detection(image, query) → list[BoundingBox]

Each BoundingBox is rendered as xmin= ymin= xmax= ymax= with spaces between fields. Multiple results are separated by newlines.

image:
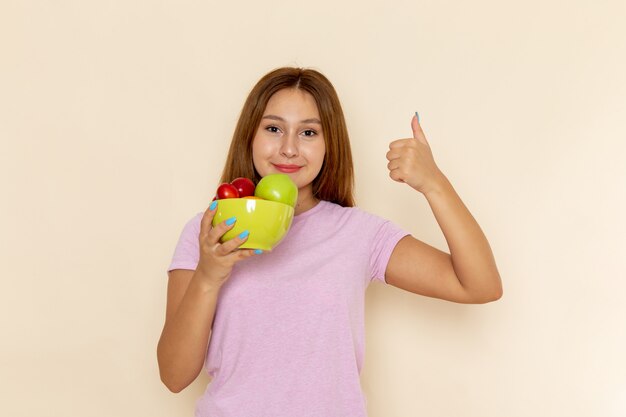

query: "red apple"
xmin=230 ymin=177 xmax=256 ymax=197
xmin=216 ymin=183 xmax=239 ymax=199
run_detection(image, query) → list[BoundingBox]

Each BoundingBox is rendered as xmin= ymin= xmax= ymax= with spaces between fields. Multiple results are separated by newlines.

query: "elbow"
xmin=466 ymin=279 xmax=503 ymax=304
xmin=159 ymin=371 xmax=188 ymax=393
xmin=483 ymin=288 xmax=503 ymax=303
xmin=481 ymin=270 xmax=503 ymax=303
xmin=157 ymin=352 xmax=191 ymax=393
xmin=161 ymin=369 xmax=210 ymax=393
xmin=476 ymin=282 xmax=503 ymax=304
xmin=164 ymin=383 xmax=185 ymax=394
xmin=468 ymin=292 xmax=501 ymax=304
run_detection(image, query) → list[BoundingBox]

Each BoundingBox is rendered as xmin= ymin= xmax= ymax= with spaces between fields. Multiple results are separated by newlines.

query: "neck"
xmin=294 ymin=187 xmax=319 ymax=215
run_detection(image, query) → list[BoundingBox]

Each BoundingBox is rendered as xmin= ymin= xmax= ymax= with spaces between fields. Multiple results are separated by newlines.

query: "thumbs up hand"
xmin=386 ymin=113 xmax=445 ymax=195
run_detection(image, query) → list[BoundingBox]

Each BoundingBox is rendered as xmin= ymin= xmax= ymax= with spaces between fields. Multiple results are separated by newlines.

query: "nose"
xmin=279 ymin=131 xmax=299 ymax=158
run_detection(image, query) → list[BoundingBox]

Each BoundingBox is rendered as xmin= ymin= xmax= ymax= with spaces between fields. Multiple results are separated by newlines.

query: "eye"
xmin=302 ymin=129 xmax=317 ymax=137
xmin=265 ymin=125 xmax=281 ymax=133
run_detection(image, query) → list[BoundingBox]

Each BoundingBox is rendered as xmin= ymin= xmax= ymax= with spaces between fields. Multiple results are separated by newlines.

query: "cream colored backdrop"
xmin=2 ymin=1 xmax=625 ymax=416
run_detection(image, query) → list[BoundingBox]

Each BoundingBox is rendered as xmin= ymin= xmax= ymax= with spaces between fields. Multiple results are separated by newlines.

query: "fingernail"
xmin=415 ymin=111 xmax=420 ymax=123
xmin=254 ymin=249 xmax=263 ymax=255
xmin=209 ymin=200 xmax=218 ymax=211
xmin=225 ymin=217 xmax=236 ymax=226
xmin=238 ymin=230 xmax=249 ymax=239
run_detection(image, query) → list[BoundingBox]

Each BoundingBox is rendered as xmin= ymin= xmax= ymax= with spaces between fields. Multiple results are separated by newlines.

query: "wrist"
xmin=191 ymin=270 xmax=224 ymax=294
xmin=422 ymin=170 xmax=450 ymax=197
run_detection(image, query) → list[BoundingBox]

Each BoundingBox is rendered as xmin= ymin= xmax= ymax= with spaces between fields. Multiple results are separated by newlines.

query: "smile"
xmin=273 ymin=164 xmax=302 ymax=173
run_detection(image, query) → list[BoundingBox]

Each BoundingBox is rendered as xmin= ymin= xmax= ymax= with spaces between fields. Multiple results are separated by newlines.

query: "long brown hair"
xmin=219 ymin=67 xmax=355 ymax=207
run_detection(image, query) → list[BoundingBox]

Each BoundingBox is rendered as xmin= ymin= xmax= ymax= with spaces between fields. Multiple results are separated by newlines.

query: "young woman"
xmin=157 ymin=67 xmax=502 ymax=416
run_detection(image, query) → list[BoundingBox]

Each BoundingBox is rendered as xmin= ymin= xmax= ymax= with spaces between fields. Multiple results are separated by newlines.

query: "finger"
xmin=229 ymin=248 xmax=261 ymax=262
xmin=216 ymin=229 xmax=251 ymax=255
xmin=207 ymin=216 xmax=238 ymax=244
xmin=389 ymin=138 xmax=413 ymax=149
xmin=387 ymin=159 xmax=401 ymax=171
xmin=388 ymin=168 xmax=405 ymax=183
xmin=411 ymin=113 xmax=428 ymax=145
xmin=200 ymin=200 xmax=219 ymax=239
xmin=221 ymin=246 xmax=265 ymax=266
xmin=386 ymin=149 xmax=401 ymax=161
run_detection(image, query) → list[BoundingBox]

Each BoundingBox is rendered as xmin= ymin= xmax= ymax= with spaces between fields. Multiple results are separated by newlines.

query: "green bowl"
xmin=211 ymin=198 xmax=295 ymax=251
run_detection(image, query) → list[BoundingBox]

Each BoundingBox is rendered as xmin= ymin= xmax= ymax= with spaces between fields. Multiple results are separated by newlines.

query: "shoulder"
xmin=189 ymin=211 xmax=204 ymax=228
xmin=316 ymin=200 xmax=395 ymax=229
xmin=325 ymin=200 xmax=387 ymax=219
xmin=179 ymin=211 xmax=204 ymax=237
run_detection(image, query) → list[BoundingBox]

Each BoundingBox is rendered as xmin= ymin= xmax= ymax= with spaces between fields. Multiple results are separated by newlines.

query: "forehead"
xmin=264 ymin=88 xmax=319 ymax=116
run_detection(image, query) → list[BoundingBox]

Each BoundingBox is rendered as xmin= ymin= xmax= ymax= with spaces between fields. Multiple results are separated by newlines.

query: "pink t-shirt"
xmin=168 ymin=200 xmax=410 ymax=417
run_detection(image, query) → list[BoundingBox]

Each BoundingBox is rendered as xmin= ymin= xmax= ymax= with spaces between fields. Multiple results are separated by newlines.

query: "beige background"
xmin=2 ymin=1 xmax=625 ymax=416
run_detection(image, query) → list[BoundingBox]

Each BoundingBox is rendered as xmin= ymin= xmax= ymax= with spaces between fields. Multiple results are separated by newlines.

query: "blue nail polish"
xmin=239 ymin=230 xmax=249 ymax=239
xmin=254 ymin=249 xmax=263 ymax=255
xmin=209 ymin=200 xmax=218 ymax=210
xmin=415 ymin=111 xmax=420 ymax=122
xmin=225 ymin=217 xmax=236 ymax=226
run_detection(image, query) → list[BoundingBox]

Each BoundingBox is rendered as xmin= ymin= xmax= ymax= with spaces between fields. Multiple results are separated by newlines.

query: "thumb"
xmin=411 ymin=112 xmax=428 ymax=144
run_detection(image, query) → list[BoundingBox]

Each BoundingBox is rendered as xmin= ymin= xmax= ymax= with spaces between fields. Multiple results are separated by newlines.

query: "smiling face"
xmin=252 ymin=88 xmax=326 ymax=209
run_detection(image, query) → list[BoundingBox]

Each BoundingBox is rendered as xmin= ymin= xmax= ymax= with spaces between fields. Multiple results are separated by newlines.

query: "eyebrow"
xmin=261 ymin=115 xmax=322 ymax=124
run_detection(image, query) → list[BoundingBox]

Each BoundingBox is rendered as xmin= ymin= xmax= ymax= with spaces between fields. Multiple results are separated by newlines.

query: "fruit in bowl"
xmin=230 ymin=177 xmax=256 ymax=197
xmin=211 ymin=174 xmax=298 ymax=250
xmin=212 ymin=198 xmax=295 ymax=250
xmin=254 ymin=174 xmax=298 ymax=207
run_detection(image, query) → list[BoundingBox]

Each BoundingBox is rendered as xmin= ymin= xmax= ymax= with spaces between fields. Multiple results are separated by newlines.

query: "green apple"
xmin=254 ymin=174 xmax=298 ymax=207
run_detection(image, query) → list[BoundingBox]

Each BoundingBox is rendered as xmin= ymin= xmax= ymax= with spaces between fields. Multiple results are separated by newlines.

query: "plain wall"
xmin=1 ymin=1 xmax=625 ymax=416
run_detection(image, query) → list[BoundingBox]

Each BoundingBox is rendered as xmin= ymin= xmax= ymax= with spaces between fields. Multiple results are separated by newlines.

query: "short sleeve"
xmin=167 ymin=212 xmax=203 ymax=272
xmin=368 ymin=219 xmax=411 ymax=284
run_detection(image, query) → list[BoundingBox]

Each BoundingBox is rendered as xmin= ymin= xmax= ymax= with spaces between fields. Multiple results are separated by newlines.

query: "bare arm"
xmin=157 ymin=269 xmax=221 ymax=392
xmin=385 ymin=114 xmax=502 ymax=303
xmin=385 ymin=174 xmax=502 ymax=303
xmin=157 ymin=203 xmax=258 ymax=392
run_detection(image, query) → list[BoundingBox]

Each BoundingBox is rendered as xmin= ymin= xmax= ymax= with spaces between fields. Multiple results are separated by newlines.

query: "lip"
xmin=273 ymin=164 xmax=302 ymax=173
